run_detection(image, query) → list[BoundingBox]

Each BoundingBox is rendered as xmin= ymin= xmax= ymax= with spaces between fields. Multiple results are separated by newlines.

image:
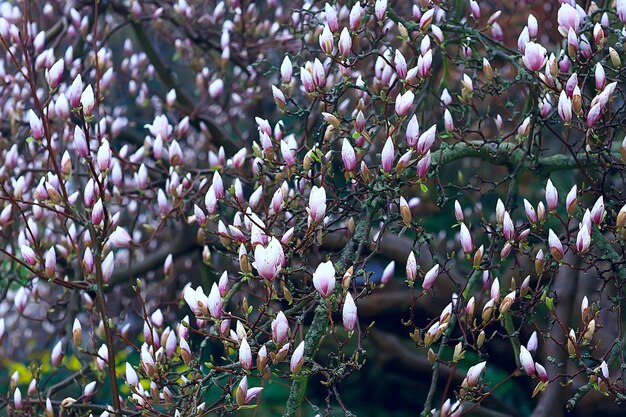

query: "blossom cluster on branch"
xmin=0 ymin=0 xmax=626 ymax=416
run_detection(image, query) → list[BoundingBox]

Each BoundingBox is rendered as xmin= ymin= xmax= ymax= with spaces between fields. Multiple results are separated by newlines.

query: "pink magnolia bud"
xmin=290 ymin=341 xmax=305 ymax=374
xmin=73 ymin=318 xmax=82 ymax=346
xmin=239 ymin=338 xmax=252 ymax=370
xmin=548 ymin=229 xmax=564 ymax=261
xmin=169 ymin=140 xmax=183 ymax=166
xmin=527 ymin=331 xmax=538 ymax=353
xmin=464 ymin=361 xmax=486 ymax=387
xmin=381 ymin=260 xmax=395 ymax=285
xmin=51 ymin=340 xmax=63 ymax=366
xmin=519 ymin=345 xmax=535 ymax=376
xmin=272 ymin=85 xmax=286 ymax=108
xmin=305 ymin=183 xmax=326 ymax=222
xmin=253 ymin=239 xmax=283 ymax=281
xmin=524 ymin=199 xmax=537 ymax=224
xmin=96 ymin=344 xmax=108 ymax=371
xmin=576 ymin=224 xmax=591 ymax=253
xmin=125 ymin=362 xmax=139 ymax=386
xmin=395 ymin=91 xmax=414 ymax=117
xmin=444 ymin=109 xmax=454 ymax=132
xmin=454 ymin=200 xmax=463 ymax=222
xmin=566 ymin=185 xmax=577 ymax=215
xmin=15 ymin=287 xmax=28 ymax=314
xmin=469 ymin=0 xmax=480 ymax=19
xmin=101 ymin=252 xmax=114 ymax=283
xmin=545 ymin=179 xmax=558 ymax=211
xmin=204 ymin=185 xmax=217 ymax=214
xmin=281 ymin=56 xmax=293 ymax=84
xmin=300 ymin=67 xmax=315 ymax=93
xmin=96 ymin=139 xmax=112 ymax=171
xmin=417 ymin=125 xmax=436 ymax=154
xmin=13 ymin=388 xmax=22 ymax=410
xmin=207 ymin=283 xmax=222 ymax=318
xmin=218 ymin=271 xmax=228 ymax=296
xmin=586 ymin=102 xmax=603 ymax=127
xmin=416 ymin=150 xmax=431 ymax=178
xmin=460 ymin=223 xmax=473 ymax=254
xmin=81 ymin=84 xmax=95 ymax=116
xmin=406 ymin=252 xmax=417 ymax=282
xmin=423 ymin=264 xmax=440 ymax=291
xmin=313 ymin=260 xmax=336 ymax=297
xmin=590 ymin=196 xmax=605 ymax=225
xmin=342 ymin=293 xmax=357 ymax=331
xmin=536 ymin=363 xmax=548 ymax=382
xmin=381 ymin=137 xmax=395 ymax=172
xmin=312 ymin=59 xmax=326 ymax=87
xmin=522 ymin=42 xmax=546 ymax=71
xmin=319 ymin=25 xmax=334 ymax=55
xmin=406 ymin=115 xmax=420 ymax=147
xmin=44 ymin=247 xmax=56 ymax=278
xmin=419 ymin=9 xmax=435 ymax=31
xmin=209 ymin=79 xmax=224 ymax=99
xmin=342 ymin=139 xmax=356 ymax=171
xmin=109 ymin=226 xmax=132 ymax=247
xmin=29 ymin=109 xmax=44 ymax=139
xmin=375 ymin=0 xmax=387 ymax=20
xmin=558 ymin=91 xmax=572 ymax=123
xmin=324 ymin=3 xmax=338 ymax=32
xmin=92 ymin=198 xmax=104 ymax=226
xmin=394 ymin=50 xmax=407 ymax=79
xmin=503 ymin=211 xmax=514 ymax=241
xmin=595 ymin=62 xmax=606 ymax=90
xmin=490 ymin=278 xmax=500 ymax=303
xmin=528 ymin=14 xmax=538 ymax=37
xmin=417 ymin=50 xmax=433 ymax=78
xmin=21 ymin=245 xmax=37 ymax=266
xmin=46 ymin=58 xmax=64 ymax=88
xmin=68 ymin=75 xmax=83 ymax=107
xmin=557 ymin=3 xmax=581 ymax=37
xmin=272 ymin=311 xmax=289 ymax=344
xmin=537 ymin=201 xmax=546 ymax=222
xmin=83 ymin=380 xmax=97 ymax=398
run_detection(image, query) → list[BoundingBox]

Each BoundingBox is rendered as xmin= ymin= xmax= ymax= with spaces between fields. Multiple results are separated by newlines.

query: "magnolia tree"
xmin=1 ymin=0 xmax=626 ymax=416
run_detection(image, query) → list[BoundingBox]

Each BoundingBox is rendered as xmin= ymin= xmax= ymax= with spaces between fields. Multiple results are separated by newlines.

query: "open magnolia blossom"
xmin=0 ymin=1 xmax=625 ymax=417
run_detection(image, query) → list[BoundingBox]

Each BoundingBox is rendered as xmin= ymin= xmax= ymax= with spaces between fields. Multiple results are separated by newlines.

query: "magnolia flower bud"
xmin=395 ymin=91 xmax=414 ymax=117
xmin=126 ymin=362 xmax=139 ymax=386
xmin=519 ymin=345 xmax=535 ymax=376
xmin=381 ymin=137 xmax=395 ymax=172
xmin=239 ymin=338 xmax=253 ymax=371
xmin=522 ymin=42 xmax=547 ymax=71
xmin=338 ymin=27 xmax=352 ymax=57
xmin=406 ymin=252 xmax=417 ymax=282
xmin=51 ymin=340 xmax=63 ymax=366
xmin=463 ymin=361 xmax=486 ymax=388
xmin=319 ymin=25 xmax=333 ymax=55
xmin=281 ymin=56 xmax=293 ymax=84
xmin=423 ymin=264 xmax=440 ymax=291
xmin=73 ymin=318 xmax=82 ymax=346
xmin=342 ymin=293 xmax=357 ymax=332
xmin=290 ymin=341 xmax=305 ymax=374
xmin=545 ymin=179 xmax=558 ymax=211
xmin=548 ymin=229 xmax=564 ymax=261
xmin=29 ymin=109 xmax=44 ymax=139
xmin=313 ymin=260 xmax=336 ymax=297
xmin=80 ymin=84 xmax=95 ymax=116
xmin=460 ymin=223 xmax=473 ymax=254
xmin=381 ymin=260 xmax=395 ymax=285
xmin=308 ymin=186 xmax=327 ymax=223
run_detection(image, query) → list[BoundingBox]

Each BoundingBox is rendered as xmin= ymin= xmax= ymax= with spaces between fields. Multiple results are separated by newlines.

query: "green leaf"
xmin=420 ymin=183 xmax=429 ymax=193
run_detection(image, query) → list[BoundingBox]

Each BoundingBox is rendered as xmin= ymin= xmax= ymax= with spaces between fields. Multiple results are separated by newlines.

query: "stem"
xmin=95 ymin=253 xmax=122 ymax=415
